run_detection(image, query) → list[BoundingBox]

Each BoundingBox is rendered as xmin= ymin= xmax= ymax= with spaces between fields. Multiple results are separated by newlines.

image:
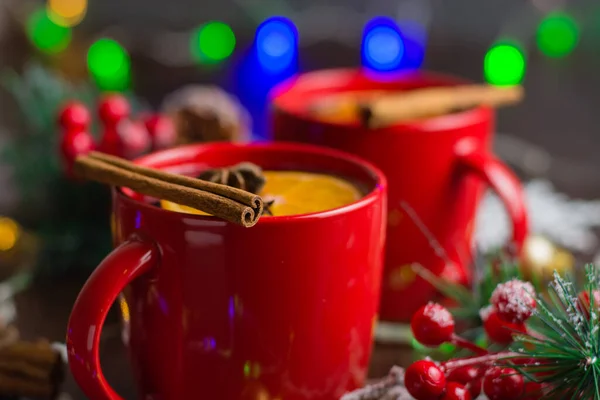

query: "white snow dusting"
xmin=476 ymin=180 xmax=600 ymax=253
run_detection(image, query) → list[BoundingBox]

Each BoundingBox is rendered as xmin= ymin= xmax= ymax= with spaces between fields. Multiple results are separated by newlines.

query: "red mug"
xmin=66 ymin=142 xmax=387 ymax=400
xmin=270 ymin=69 xmax=528 ymax=323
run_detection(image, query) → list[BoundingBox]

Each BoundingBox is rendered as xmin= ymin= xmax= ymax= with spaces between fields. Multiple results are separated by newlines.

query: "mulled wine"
xmin=161 ymin=170 xmax=363 ymax=216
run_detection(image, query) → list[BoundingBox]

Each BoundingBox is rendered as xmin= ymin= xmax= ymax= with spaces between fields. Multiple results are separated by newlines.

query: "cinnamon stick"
xmin=359 ymin=84 xmax=524 ymax=128
xmin=310 ymin=84 xmax=524 ymax=128
xmin=0 ymin=341 xmax=59 ymax=368
xmin=74 ymin=152 xmax=265 ymax=227
xmin=0 ymin=333 xmax=63 ymax=399
xmin=0 ymin=373 xmax=57 ymax=398
xmin=307 ymin=90 xmax=387 ymax=124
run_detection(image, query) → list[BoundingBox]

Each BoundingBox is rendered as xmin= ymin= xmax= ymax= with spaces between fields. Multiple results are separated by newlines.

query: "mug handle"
xmin=66 ymin=236 xmax=159 ymax=400
xmin=456 ymin=138 xmax=529 ymax=253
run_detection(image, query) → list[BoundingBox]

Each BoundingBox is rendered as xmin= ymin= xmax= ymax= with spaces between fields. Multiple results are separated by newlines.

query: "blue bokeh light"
xmin=397 ymin=20 xmax=426 ymax=69
xmin=255 ymin=17 xmax=298 ymax=73
xmin=231 ymin=46 xmax=298 ymax=141
xmin=362 ymin=18 xmax=405 ymax=72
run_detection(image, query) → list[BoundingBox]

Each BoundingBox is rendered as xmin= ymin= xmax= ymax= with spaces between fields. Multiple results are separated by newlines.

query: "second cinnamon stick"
xmin=359 ymin=84 xmax=524 ymax=128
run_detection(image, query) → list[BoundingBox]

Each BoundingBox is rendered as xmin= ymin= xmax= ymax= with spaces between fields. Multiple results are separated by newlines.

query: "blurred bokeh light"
xmin=191 ymin=21 xmax=236 ymax=64
xmin=537 ymin=12 xmax=579 ymax=58
xmin=397 ymin=20 xmax=427 ymax=70
xmin=26 ymin=8 xmax=72 ymax=54
xmin=484 ymin=42 xmax=526 ymax=86
xmin=362 ymin=17 xmax=405 ymax=72
xmin=87 ymin=38 xmax=131 ymax=91
xmin=47 ymin=0 xmax=88 ymax=27
xmin=255 ymin=17 xmax=298 ymax=74
xmin=0 ymin=218 xmax=19 ymax=252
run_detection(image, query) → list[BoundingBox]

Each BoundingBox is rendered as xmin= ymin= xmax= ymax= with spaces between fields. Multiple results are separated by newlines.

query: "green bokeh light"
xmin=537 ymin=12 xmax=579 ymax=58
xmin=26 ymin=9 xmax=72 ymax=54
xmin=87 ymin=38 xmax=131 ymax=91
xmin=191 ymin=21 xmax=236 ymax=63
xmin=93 ymin=68 xmax=130 ymax=92
xmin=484 ymin=43 xmax=526 ymax=86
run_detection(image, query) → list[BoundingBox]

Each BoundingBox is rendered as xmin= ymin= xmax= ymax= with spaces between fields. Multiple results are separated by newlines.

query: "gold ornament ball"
xmin=0 ymin=218 xmax=20 ymax=253
xmin=521 ymin=235 xmax=575 ymax=279
xmin=0 ymin=217 xmax=39 ymax=281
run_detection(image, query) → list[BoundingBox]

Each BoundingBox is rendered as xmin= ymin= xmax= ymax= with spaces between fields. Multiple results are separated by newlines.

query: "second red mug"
xmin=270 ymin=69 xmax=529 ymax=323
xmin=66 ymin=142 xmax=387 ymax=400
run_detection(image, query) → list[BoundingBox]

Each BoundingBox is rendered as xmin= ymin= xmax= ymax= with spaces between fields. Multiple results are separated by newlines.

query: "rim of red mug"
xmin=116 ymin=141 xmax=388 ymax=225
xmin=269 ymin=67 xmax=494 ymax=133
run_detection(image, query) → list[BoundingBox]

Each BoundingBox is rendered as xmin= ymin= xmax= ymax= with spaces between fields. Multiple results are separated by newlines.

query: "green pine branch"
xmin=1 ymin=63 xmax=98 ymax=216
xmin=0 ymin=62 xmax=146 ymax=277
xmin=510 ymin=265 xmax=600 ymax=400
xmin=415 ymin=250 xmax=541 ymax=324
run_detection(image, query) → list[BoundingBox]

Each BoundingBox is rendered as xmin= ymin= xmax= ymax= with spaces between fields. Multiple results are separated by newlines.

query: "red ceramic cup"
xmin=270 ymin=69 xmax=528 ymax=323
xmin=66 ymin=142 xmax=387 ymax=400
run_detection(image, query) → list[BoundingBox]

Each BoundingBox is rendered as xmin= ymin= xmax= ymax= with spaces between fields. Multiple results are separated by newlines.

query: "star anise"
xmin=197 ymin=162 xmax=274 ymax=215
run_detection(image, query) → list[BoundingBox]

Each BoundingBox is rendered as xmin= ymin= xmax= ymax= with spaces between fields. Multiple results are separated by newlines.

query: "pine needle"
xmin=0 ymin=62 xmax=142 ymax=277
xmin=510 ymin=265 xmax=600 ymax=399
xmin=415 ymin=250 xmax=539 ymax=324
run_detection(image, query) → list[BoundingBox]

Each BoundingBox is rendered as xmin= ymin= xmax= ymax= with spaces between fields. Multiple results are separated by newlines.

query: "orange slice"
xmin=160 ymin=170 xmax=362 ymax=217
xmin=260 ymin=171 xmax=361 ymax=216
xmin=160 ymin=200 xmax=209 ymax=216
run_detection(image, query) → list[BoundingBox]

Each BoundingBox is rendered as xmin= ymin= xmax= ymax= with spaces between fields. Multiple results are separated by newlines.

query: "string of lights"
xmin=21 ymin=0 xmax=583 ymax=92
xmin=483 ymin=0 xmax=580 ymax=86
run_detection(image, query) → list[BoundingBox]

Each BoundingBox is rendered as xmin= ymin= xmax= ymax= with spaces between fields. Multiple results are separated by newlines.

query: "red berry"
xmin=98 ymin=94 xmax=130 ymax=125
xmin=60 ymin=130 xmax=95 ymax=174
xmin=446 ymin=365 xmax=478 ymax=383
xmin=440 ymin=382 xmax=471 ymax=400
xmin=58 ymin=101 xmax=91 ymax=130
xmin=521 ymin=381 xmax=543 ymax=400
xmin=117 ymin=120 xmax=151 ymax=159
xmin=99 ymin=127 xmax=122 ymax=157
xmin=490 ymin=279 xmax=536 ymax=323
xmin=143 ymin=113 xmax=176 ymax=150
xmin=405 ymin=360 xmax=446 ymax=400
xmin=482 ymin=307 xmax=526 ymax=344
xmin=411 ymin=303 xmax=455 ymax=346
xmin=483 ymin=367 xmax=524 ymax=400
xmin=467 ymin=378 xmax=482 ymax=398
xmin=447 ymin=366 xmax=481 ymax=397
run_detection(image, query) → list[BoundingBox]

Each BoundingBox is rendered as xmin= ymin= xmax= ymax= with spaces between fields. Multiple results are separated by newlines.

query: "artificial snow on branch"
xmin=476 ymin=179 xmax=600 ymax=254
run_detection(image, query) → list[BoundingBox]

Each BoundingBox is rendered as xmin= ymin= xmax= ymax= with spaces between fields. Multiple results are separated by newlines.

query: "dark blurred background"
xmin=0 ymin=0 xmax=599 ymax=211
xmin=0 ymin=0 xmax=599 ymax=194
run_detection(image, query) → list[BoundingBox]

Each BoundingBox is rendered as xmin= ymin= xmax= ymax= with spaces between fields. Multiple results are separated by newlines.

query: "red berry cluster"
xmin=58 ymin=95 xmax=176 ymax=175
xmin=405 ymin=279 xmax=539 ymax=400
xmin=483 ymin=279 xmax=535 ymax=344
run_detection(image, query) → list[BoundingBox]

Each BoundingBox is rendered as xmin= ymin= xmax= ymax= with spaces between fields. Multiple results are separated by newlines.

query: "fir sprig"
xmin=0 ymin=62 xmax=146 ymax=277
xmin=415 ymin=251 xmax=541 ymax=323
xmin=511 ymin=265 xmax=600 ymax=399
